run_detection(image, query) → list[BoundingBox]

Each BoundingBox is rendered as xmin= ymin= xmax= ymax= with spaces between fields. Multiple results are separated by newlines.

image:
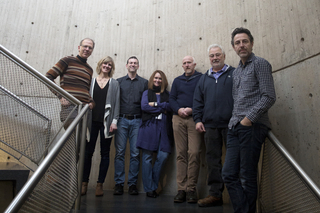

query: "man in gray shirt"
xmin=222 ymin=28 xmax=276 ymax=213
xmin=113 ymin=56 xmax=148 ymax=195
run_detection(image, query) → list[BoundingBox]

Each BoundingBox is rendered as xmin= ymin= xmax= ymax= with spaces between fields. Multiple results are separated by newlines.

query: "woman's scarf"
xmin=141 ymin=86 xmax=174 ymax=146
xmin=141 ymin=86 xmax=169 ymax=124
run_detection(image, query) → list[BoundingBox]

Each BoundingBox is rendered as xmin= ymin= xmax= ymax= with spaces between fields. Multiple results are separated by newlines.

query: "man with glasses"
xmin=46 ymin=38 xmax=95 ymax=128
xmin=193 ymin=44 xmax=235 ymax=207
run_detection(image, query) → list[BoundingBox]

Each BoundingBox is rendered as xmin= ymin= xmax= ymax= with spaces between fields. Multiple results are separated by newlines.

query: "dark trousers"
xmin=222 ymin=123 xmax=268 ymax=213
xmin=82 ymin=121 xmax=112 ymax=183
xmin=204 ymin=127 xmax=227 ymax=198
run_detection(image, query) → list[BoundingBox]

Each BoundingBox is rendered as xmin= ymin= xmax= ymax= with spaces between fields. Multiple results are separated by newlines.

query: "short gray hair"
xmin=207 ymin=44 xmax=225 ymax=55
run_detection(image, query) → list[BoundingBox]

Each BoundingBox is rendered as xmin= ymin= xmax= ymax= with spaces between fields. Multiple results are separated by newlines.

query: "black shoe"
xmin=186 ymin=190 xmax=198 ymax=203
xmin=113 ymin=184 xmax=124 ymax=195
xmin=146 ymin=190 xmax=158 ymax=198
xmin=128 ymin=185 xmax=139 ymax=195
xmin=174 ymin=190 xmax=186 ymax=203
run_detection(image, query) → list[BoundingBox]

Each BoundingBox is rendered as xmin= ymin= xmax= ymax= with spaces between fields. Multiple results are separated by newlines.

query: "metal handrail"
xmin=0 ymin=84 xmax=51 ymax=122
xmin=0 ymin=44 xmax=81 ymax=106
xmin=4 ymin=104 xmax=90 ymax=213
xmin=0 ymin=84 xmax=53 ymax=164
xmin=267 ymin=131 xmax=320 ymax=199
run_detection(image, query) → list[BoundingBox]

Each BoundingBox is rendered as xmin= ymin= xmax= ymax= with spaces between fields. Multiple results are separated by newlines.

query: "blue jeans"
xmin=114 ymin=117 xmax=141 ymax=186
xmin=82 ymin=121 xmax=112 ymax=183
xmin=141 ymin=145 xmax=169 ymax=192
xmin=222 ymin=123 xmax=268 ymax=213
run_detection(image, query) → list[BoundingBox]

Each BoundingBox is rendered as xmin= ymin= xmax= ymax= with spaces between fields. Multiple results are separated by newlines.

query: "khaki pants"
xmin=172 ymin=115 xmax=202 ymax=192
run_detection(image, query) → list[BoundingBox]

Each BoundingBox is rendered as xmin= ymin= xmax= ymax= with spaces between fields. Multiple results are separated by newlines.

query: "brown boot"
xmin=197 ymin=195 xmax=223 ymax=207
xmin=81 ymin=182 xmax=88 ymax=196
xmin=96 ymin=183 xmax=104 ymax=197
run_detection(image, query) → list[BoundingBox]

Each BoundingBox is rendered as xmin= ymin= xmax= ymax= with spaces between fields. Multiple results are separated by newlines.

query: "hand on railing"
xmin=60 ymin=97 xmax=71 ymax=106
xmin=88 ymin=102 xmax=94 ymax=109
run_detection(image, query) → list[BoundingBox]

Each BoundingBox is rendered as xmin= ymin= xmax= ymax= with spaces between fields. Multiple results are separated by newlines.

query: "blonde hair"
xmin=96 ymin=56 xmax=115 ymax=77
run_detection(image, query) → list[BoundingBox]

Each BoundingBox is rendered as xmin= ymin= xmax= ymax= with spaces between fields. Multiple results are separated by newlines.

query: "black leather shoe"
xmin=146 ymin=190 xmax=158 ymax=198
xmin=174 ymin=190 xmax=186 ymax=203
xmin=186 ymin=190 xmax=198 ymax=203
xmin=128 ymin=185 xmax=139 ymax=195
xmin=113 ymin=184 xmax=123 ymax=195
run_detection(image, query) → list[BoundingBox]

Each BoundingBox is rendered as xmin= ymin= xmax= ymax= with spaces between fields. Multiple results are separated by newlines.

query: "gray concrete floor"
xmin=73 ymin=189 xmax=234 ymax=213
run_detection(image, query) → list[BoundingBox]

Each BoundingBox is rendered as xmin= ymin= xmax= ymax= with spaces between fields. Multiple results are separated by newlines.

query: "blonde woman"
xmin=81 ymin=56 xmax=120 ymax=196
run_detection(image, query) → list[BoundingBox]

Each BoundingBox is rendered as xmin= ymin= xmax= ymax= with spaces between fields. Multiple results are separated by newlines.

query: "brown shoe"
xmin=95 ymin=183 xmax=104 ymax=197
xmin=198 ymin=195 xmax=223 ymax=207
xmin=81 ymin=182 xmax=88 ymax=196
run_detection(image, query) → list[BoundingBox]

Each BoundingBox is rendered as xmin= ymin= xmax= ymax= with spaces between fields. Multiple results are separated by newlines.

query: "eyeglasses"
xmin=209 ymin=53 xmax=223 ymax=58
xmin=81 ymin=45 xmax=93 ymax=50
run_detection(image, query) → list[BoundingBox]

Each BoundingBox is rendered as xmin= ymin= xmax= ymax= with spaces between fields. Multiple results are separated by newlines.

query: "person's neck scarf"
xmin=141 ymin=86 xmax=169 ymax=126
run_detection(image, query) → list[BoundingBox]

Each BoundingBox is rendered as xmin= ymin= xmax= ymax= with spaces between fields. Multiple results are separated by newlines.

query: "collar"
xmin=210 ymin=64 xmax=228 ymax=75
xmin=125 ymin=74 xmax=139 ymax=80
xmin=77 ymin=55 xmax=87 ymax=63
xmin=239 ymin=53 xmax=255 ymax=67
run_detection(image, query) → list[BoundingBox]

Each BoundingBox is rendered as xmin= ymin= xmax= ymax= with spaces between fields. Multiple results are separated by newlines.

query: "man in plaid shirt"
xmin=222 ymin=27 xmax=276 ymax=213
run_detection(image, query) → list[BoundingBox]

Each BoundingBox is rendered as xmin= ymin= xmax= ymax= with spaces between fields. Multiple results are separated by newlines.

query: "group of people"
xmin=46 ymin=27 xmax=276 ymax=213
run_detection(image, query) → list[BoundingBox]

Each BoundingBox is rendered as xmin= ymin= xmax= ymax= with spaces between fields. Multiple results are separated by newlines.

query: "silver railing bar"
xmin=0 ymin=44 xmax=81 ymax=106
xmin=0 ymin=84 xmax=51 ymax=122
xmin=74 ymin=108 xmax=88 ymax=210
xmin=4 ymin=104 xmax=90 ymax=213
xmin=267 ymin=131 xmax=320 ymax=199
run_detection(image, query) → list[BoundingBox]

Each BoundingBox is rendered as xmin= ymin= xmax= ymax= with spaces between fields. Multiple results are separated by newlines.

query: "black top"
xmin=193 ymin=66 xmax=235 ymax=128
xmin=117 ymin=74 xmax=148 ymax=115
xmin=92 ymin=80 xmax=109 ymax=122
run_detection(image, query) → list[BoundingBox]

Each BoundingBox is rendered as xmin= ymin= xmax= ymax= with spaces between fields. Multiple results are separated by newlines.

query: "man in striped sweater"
xmin=46 ymin=38 xmax=95 ymax=128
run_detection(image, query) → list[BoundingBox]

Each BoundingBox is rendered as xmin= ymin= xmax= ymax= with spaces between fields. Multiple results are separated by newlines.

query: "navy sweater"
xmin=169 ymin=71 xmax=202 ymax=115
xmin=193 ymin=66 xmax=235 ymax=128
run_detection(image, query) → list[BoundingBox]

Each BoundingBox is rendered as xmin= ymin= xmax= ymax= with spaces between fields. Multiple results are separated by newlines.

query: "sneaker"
xmin=174 ymin=190 xmax=186 ymax=203
xmin=128 ymin=185 xmax=139 ymax=195
xmin=186 ymin=190 xmax=198 ymax=203
xmin=113 ymin=184 xmax=124 ymax=195
xmin=198 ymin=195 xmax=223 ymax=207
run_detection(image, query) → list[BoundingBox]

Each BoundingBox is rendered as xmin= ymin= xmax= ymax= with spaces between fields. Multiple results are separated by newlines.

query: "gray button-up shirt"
xmin=228 ymin=53 xmax=276 ymax=129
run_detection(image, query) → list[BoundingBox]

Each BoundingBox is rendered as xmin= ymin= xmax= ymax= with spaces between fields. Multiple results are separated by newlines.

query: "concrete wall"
xmin=1 ymin=0 xmax=320 ymax=198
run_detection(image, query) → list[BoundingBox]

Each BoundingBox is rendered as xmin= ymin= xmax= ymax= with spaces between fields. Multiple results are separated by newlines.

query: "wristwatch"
xmin=154 ymin=102 xmax=158 ymax=107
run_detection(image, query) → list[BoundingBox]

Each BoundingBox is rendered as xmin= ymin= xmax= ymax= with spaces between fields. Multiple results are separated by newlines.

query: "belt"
xmin=120 ymin=114 xmax=141 ymax=120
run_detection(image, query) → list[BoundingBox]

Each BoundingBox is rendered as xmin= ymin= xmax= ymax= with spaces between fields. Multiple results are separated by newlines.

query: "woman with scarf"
xmin=136 ymin=70 xmax=173 ymax=198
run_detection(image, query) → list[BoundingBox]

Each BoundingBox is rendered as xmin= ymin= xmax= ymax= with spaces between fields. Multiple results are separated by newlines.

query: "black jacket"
xmin=193 ymin=65 xmax=235 ymax=128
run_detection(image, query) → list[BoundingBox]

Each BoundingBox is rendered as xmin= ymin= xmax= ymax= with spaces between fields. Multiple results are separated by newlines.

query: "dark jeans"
xmin=83 ymin=121 xmax=112 ymax=183
xmin=204 ymin=127 xmax=227 ymax=198
xmin=222 ymin=123 xmax=268 ymax=213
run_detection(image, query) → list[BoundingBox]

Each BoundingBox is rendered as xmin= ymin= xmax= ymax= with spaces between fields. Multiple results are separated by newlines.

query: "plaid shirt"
xmin=228 ymin=53 xmax=276 ymax=129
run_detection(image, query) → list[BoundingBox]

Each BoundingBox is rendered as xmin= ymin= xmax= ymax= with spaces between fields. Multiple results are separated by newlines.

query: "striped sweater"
xmin=46 ymin=56 xmax=94 ymax=104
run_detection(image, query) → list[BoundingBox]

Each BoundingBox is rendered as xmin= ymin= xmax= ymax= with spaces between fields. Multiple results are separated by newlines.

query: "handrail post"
xmin=4 ymin=105 xmax=90 ymax=213
xmin=74 ymin=109 xmax=88 ymax=210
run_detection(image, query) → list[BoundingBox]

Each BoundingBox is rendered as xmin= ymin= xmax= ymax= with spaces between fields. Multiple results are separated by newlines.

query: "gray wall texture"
xmin=0 ymin=0 xmax=319 ymax=199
